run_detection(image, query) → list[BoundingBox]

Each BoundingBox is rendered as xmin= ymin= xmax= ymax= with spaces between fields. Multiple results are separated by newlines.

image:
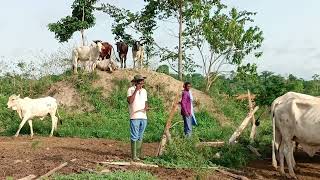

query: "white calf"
xmin=72 ymin=40 xmax=104 ymax=74
xmin=7 ymin=94 xmax=61 ymax=138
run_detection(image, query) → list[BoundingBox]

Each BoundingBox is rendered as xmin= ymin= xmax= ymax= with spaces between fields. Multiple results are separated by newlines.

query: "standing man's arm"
xmin=144 ymin=89 xmax=149 ymax=111
xmin=127 ymin=84 xmax=142 ymax=104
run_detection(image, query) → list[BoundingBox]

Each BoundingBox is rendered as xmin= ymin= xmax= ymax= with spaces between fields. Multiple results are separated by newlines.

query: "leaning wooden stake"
xmin=36 ymin=159 xmax=77 ymax=180
xmin=247 ymin=145 xmax=261 ymax=157
xmin=157 ymin=91 xmax=181 ymax=156
xmin=228 ymin=106 xmax=259 ymax=144
xmin=248 ymin=90 xmax=257 ymax=142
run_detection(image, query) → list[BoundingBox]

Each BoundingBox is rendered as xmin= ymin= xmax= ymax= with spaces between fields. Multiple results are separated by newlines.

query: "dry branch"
xmin=98 ymin=161 xmax=159 ymax=168
xmin=228 ymin=106 xmax=259 ymax=144
xmin=215 ymin=169 xmax=249 ymax=180
xmin=157 ymin=91 xmax=181 ymax=156
xmin=18 ymin=175 xmax=36 ymax=180
xmin=196 ymin=141 xmax=225 ymax=148
xmin=248 ymin=90 xmax=257 ymax=142
xmin=36 ymin=159 xmax=77 ymax=179
xmin=247 ymin=145 xmax=261 ymax=157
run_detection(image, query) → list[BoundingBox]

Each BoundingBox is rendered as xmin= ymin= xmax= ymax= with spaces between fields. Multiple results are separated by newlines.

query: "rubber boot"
xmin=131 ymin=140 xmax=140 ymax=161
xmin=137 ymin=140 xmax=143 ymax=159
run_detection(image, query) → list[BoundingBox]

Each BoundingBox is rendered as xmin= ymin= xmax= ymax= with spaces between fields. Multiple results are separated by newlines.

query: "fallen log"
xmin=98 ymin=161 xmax=159 ymax=168
xmin=215 ymin=169 xmax=249 ymax=180
xmin=196 ymin=141 xmax=225 ymax=148
xmin=228 ymin=106 xmax=259 ymax=144
xmin=18 ymin=175 xmax=36 ymax=180
xmin=36 ymin=158 xmax=77 ymax=180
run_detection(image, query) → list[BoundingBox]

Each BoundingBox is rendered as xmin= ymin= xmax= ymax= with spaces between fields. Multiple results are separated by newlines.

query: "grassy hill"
xmin=0 ymin=69 xmax=272 ymax=168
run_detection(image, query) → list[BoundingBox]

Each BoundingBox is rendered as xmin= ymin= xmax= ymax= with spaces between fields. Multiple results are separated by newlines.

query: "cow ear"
xmin=17 ymin=94 xmax=20 ymax=97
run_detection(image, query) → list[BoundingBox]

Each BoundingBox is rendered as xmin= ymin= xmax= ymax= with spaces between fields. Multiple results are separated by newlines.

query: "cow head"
xmin=7 ymin=94 xmax=21 ymax=110
xmin=116 ymin=41 xmax=121 ymax=53
xmin=92 ymin=40 xmax=104 ymax=52
xmin=133 ymin=41 xmax=141 ymax=51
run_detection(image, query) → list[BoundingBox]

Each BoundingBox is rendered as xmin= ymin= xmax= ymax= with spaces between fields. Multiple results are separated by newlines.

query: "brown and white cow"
xmin=116 ymin=41 xmax=128 ymax=69
xmin=272 ymin=92 xmax=320 ymax=178
xmin=100 ymin=42 xmax=113 ymax=60
xmin=132 ymin=40 xmax=144 ymax=69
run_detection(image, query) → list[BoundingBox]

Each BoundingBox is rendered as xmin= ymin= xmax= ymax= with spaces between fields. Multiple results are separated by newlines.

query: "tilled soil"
xmin=1 ymin=136 xmax=320 ymax=180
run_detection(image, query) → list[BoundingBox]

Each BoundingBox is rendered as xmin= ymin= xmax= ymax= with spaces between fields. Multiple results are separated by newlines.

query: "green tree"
xmin=48 ymin=0 xmax=98 ymax=45
xmin=184 ymin=1 xmax=263 ymax=92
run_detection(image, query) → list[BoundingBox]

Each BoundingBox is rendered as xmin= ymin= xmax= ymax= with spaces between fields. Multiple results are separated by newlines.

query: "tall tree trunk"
xmin=178 ymin=0 xmax=183 ymax=80
xmin=81 ymin=5 xmax=85 ymax=46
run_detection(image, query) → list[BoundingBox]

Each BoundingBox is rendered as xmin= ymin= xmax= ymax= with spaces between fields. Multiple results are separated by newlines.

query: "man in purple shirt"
xmin=180 ymin=82 xmax=194 ymax=137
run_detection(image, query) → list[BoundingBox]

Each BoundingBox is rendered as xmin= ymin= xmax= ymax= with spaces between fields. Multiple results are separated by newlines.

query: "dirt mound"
xmin=45 ymin=81 xmax=94 ymax=112
xmin=93 ymin=69 xmax=230 ymax=126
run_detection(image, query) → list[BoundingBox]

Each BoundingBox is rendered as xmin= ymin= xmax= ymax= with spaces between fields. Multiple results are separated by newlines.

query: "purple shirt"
xmin=181 ymin=90 xmax=191 ymax=116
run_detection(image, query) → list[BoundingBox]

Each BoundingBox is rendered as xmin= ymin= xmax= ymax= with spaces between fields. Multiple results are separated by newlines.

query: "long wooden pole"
xmin=228 ymin=106 xmax=259 ymax=144
xmin=248 ymin=90 xmax=257 ymax=142
xmin=157 ymin=91 xmax=181 ymax=156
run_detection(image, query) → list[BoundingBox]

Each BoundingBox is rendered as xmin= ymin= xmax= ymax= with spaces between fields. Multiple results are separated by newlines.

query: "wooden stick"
xmin=98 ymin=161 xmax=159 ymax=168
xmin=18 ymin=175 xmax=36 ymax=180
xmin=157 ymin=91 xmax=181 ymax=156
xmin=215 ymin=169 xmax=249 ymax=180
xmin=228 ymin=106 xmax=259 ymax=144
xmin=196 ymin=141 xmax=225 ymax=148
xmin=248 ymin=90 xmax=257 ymax=142
xmin=247 ymin=145 xmax=261 ymax=157
xmin=170 ymin=121 xmax=183 ymax=129
xmin=36 ymin=159 xmax=77 ymax=179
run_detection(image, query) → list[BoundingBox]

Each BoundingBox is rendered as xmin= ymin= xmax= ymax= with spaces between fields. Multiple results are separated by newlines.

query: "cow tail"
xmin=272 ymin=105 xmax=277 ymax=169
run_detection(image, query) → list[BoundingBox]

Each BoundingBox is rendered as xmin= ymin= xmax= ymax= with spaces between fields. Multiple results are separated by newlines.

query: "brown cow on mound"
xmin=100 ymin=42 xmax=113 ymax=60
xmin=116 ymin=41 xmax=128 ymax=68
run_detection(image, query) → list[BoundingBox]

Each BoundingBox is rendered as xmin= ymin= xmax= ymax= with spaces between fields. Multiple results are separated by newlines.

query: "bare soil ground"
xmin=1 ymin=136 xmax=320 ymax=180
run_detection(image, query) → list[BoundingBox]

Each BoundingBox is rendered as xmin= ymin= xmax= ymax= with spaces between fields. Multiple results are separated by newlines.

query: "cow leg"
xmin=50 ymin=115 xmax=58 ymax=137
xmin=73 ymin=53 xmax=78 ymax=74
xmin=133 ymin=58 xmax=136 ymax=69
xmin=279 ymin=142 xmax=286 ymax=176
xmin=28 ymin=120 xmax=34 ymax=138
xmin=124 ymin=57 xmax=127 ymax=68
xmin=15 ymin=116 xmax=29 ymax=137
xmin=283 ymin=139 xmax=296 ymax=179
xmin=291 ymin=141 xmax=296 ymax=169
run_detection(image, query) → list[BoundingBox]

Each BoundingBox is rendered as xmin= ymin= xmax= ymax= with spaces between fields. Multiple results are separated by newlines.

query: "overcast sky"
xmin=1 ymin=0 xmax=319 ymax=79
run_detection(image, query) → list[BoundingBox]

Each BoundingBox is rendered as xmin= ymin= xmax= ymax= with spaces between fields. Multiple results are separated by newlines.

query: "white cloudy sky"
xmin=1 ymin=0 xmax=319 ymax=79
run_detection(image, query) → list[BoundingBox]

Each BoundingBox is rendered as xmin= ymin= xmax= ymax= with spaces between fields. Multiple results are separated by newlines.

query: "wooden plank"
xmin=98 ymin=161 xmax=159 ymax=168
xmin=157 ymin=91 xmax=181 ymax=156
xmin=36 ymin=159 xmax=77 ymax=180
xmin=228 ymin=106 xmax=259 ymax=144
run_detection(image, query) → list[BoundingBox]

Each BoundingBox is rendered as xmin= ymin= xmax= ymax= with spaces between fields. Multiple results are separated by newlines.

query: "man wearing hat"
xmin=127 ymin=74 xmax=148 ymax=160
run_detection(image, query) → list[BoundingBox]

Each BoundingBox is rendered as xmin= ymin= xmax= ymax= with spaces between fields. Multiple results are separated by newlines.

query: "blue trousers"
xmin=130 ymin=119 xmax=147 ymax=141
xmin=183 ymin=116 xmax=192 ymax=137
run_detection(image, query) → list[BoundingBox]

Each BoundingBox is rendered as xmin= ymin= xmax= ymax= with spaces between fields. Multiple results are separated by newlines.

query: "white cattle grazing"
xmin=7 ymin=94 xmax=61 ymax=138
xmin=132 ymin=41 xmax=144 ymax=69
xmin=96 ymin=58 xmax=119 ymax=72
xmin=72 ymin=40 xmax=104 ymax=74
xmin=272 ymin=92 xmax=320 ymax=178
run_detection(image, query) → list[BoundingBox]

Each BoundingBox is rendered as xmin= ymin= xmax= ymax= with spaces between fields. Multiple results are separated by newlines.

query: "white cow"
xmin=7 ymin=94 xmax=61 ymax=138
xmin=132 ymin=41 xmax=144 ymax=69
xmin=72 ymin=40 xmax=104 ymax=74
xmin=272 ymin=92 xmax=320 ymax=178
